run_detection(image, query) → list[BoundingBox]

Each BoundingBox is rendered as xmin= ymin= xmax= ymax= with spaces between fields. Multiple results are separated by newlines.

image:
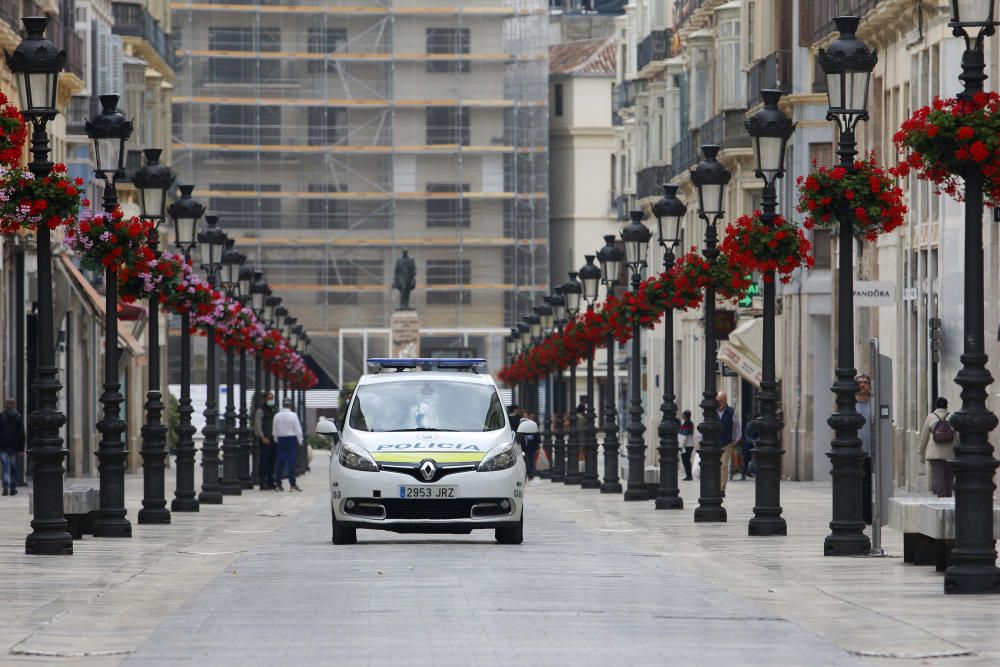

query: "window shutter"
xmin=809 ymin=142 xmax=834 ymax=170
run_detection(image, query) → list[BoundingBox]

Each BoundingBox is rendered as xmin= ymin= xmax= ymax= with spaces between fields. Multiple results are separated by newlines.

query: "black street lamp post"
xmin=238 ymin=267 xmax=254 ymax=489
xmin=819 ymin=16 xmax=877 ymax=555
xmin=578 ymin=256 xmax=602 ymax=488
xmin=622 ymin=210 xmax=653 ymax=501
xmin=652 ymin=185 xmax=686 ymax=509
xmin=251 ymin=272 xmax=269 ymax=486
xmin=195 ymin=215 xmax=227 ymax=504
xmin=168 ymin=185 xmax=204 ymax=512
xmin=525 ymin=314 xmax=548 ymax=477
xmin=549 ymin=291 xmax=566 ymax=483
xmin=944 ymin=0 xmax=1000 ymax=594
xmin=563 ymin=273 xmax=583 ymax=485
xmin=597 ymin=234 xmax=624 ymax=493
xmin=134 ymin=148 xmax=176 ymax=524
xmin=274 ymin=306 xmax=289 ymax=405
xmin=220 ymin=241 xmax=245 ymax=495
xmin=10 ymin=17 xmax=74 ymax=555
xmin=745 ymin=89 xmax=795 ymax=535
xmin=691 ymin=145 xmax=731 ymax=523
xmin=87 ymin=95 xmax=134 ymax=538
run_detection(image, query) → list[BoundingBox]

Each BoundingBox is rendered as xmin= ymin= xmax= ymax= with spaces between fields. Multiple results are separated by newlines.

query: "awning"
xmin=716 ymin=316 xmax=783 ymax=389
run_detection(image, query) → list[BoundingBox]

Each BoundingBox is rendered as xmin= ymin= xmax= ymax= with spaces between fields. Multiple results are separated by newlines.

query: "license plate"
xmin=399 ymin=486 xmax=458 ymax=499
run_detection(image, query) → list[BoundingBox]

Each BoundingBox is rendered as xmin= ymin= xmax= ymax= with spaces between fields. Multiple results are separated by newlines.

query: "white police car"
xmin=329 ymin=358 xmax=533 ymax=545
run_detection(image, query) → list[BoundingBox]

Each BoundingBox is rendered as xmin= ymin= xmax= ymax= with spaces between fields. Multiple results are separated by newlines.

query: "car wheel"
xmin=332 ymin=515 xmax=357 ymax=545
xmin=495 ymin=514 xmax=523 ymax=545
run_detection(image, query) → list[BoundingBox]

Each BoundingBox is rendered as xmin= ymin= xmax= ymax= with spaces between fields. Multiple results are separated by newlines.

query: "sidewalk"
xmin=0 ymin=464 xmax=317 ymax=665
xmin=528 ymin=475 xmax=1000 ymax=665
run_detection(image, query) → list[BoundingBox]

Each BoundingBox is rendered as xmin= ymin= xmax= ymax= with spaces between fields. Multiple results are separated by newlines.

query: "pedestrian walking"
xmin=522 ymin=411 xmax=540 ymax=479
xmin=272 ymin=399 xmax=303 ymax=492
xmin=741 ymin=415 xmax=759 ymax=481
xmin=679 ymin=410 xmax=695 ymax=480
xmin=716 ymin=392 xmax=741 ymax=495
xmin=255 ymin=391 xmax=278 ymax=490
xmin=0 ymin=399 xmax=24 ymax=496
xmin=918 ymin=397 xmax=956 ymax=497
xmin=855 ymin=373 xmax=874 ymax=525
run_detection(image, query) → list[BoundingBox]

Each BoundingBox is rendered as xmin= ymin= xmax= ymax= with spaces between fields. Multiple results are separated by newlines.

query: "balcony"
xmin=637 ymin=165 xmax=676 ymax=200
xmin=671 ymin=130 xmax=700 ymax=175
xmin=699 ymin=109 xmax=751 ymax=152
xmin=49 ymin=14 xmax=85 ymax=81
xmin=811 ymin=0 xmax=880 ymax=44
xmin=66 ymin=95 xmax=98 ymax=136
xmin=747 ymin=50 xmax=792 ymax=109
xmin=112 ymin=2 xmax=179 ymax=72
xmin=636 ymin=29 xmax=672 ymax=74
xmin=614 ymin=80 xmax=637 ymax=112
xmin=611 ymin=193 xmax=629 ymax=221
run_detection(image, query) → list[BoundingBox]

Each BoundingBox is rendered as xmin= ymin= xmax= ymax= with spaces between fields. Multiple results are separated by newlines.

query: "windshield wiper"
xmin=385 ymin=428 xmax=459 ymax=432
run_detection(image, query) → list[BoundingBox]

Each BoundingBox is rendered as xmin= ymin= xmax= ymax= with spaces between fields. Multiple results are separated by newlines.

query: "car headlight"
xmin=338 ymin=442 xmax=378 ymax=472
xmin=478 ymin=442 xmax=517 ymax=472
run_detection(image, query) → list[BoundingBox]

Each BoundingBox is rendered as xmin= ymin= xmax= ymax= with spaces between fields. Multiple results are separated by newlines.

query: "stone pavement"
xmin=1 ymin=454 xmax=999 ymax=666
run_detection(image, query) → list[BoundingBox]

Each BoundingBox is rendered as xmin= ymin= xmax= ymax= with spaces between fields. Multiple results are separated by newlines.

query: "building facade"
xmin=172 ymin=0 xmax=550 ymax=382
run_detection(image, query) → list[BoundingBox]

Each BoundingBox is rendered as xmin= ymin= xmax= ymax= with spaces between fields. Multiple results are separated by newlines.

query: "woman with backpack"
xmin=918 ymin=397 xmax=957 ymax=497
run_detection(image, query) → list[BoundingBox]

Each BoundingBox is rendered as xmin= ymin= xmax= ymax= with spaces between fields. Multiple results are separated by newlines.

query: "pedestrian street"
xmin=0 ymin=451 xmax=997 ymax=666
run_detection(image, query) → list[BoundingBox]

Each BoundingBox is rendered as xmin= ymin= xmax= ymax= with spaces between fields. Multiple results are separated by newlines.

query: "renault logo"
xmin=419 ymin=460 xmax=437 ymax=481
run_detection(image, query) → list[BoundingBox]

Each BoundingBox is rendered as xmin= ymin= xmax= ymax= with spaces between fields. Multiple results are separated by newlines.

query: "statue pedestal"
xmin=390 ymin=310 xmax=421 ymax=358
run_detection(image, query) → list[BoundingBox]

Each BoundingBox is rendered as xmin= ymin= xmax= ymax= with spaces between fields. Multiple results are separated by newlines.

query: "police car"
xmin=329 ymin=358 xmax=533 ymax=545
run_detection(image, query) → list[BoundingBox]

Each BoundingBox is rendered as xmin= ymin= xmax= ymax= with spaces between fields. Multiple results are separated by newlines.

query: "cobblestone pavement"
xmin=3 ymin=453 xmax=1000 ymax=666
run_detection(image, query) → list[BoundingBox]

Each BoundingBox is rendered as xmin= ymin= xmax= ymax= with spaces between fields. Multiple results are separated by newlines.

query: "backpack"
xmin=932 ymin=413 xmax=955 ymax=444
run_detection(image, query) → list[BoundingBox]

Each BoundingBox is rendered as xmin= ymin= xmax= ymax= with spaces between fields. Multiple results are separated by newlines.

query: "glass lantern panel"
xmin=826 ymin=73 xmax=842 ymax=109
xmin=846 ymin=71 xmax=870 ymax=111
xmin=582 ymin=276 xmax=600 ymax=301
xmin=28 ymin=72 xmax=55 ymax=110
xmin=95 ymin=137 xmax=122 ymax=174
xmin=957 ymin=0 xmax=991 ymax=22
xmin=174 ymin=218 xmax=198 ymax=247
xmin=138 ymin=186 xmax=166 ymax=219
xmin=602 ymin=258 xmax=621 ymax=283
xmin=758 ymin=135 xmax=785 ymax=175
xmin=565 ymin=291 xmax=581 ymax=314
xmin=699 ymin=183 xmax=722 ymax=216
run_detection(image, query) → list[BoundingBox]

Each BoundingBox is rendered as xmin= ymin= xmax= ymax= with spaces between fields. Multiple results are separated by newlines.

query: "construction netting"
xmin=171 ymin=0 xmax=549 ymax=382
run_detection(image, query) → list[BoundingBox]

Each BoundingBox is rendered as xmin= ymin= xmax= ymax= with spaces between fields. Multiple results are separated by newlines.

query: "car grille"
xmin=345 ymin=498 xmax=510 ymax=520
xmin=377 ymin=462 xmax=477 ymax=483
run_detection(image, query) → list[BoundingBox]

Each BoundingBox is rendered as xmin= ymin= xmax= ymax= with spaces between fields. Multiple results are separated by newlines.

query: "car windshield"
xmin=348 ymin=380 xmax=507 ymax=432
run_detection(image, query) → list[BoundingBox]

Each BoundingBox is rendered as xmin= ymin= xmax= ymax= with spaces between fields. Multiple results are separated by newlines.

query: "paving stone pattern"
xmin=3 ymin=452 xmax=1000 ymax=666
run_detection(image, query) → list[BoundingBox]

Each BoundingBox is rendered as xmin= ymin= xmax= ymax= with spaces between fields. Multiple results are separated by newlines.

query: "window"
xmin=209 ymin=105 xmax=281 ymax=144
xmin=307 ymin=107 xmax=347 ymax=145
xmin=426 ymin=107 xmax=470 ymax=145
xmin=349 ymin=381 xmax=505 ymax=432
xmin=329 ymin=258 xmax=384 ymax=285
xmin=308 ymin=27 xmax=347 ymax=72
xmin=554 ymin=84 xmax=564 ymax=117
xmin=426 ymin=28 xmax=470 ymax=73
xmin=716 ymin=12 xmax=744 ymax=110
xmin=808 ymin=142 xmax=834 ymax=170
xmin=812 ymin=229 xmax=832 ymax=269
xmin=317 ymin=292 xmax=358 ymax=305
xmin=426 ymin=183 xmax=470 ymax=228
xmin=426 ymin=259 xmax=471 ymax=305
xmin=208 ymin=27 xmax=280 ymax=51
xmin=305 ymin=184 xmax=348 ymax=229
xmin=208 ymin=183 xmax=282 ymax=228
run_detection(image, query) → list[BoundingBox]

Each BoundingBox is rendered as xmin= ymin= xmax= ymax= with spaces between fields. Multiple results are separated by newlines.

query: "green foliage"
xmin=336 ymin=382 xmax=356 ymax=429
xmin=306 ymin=433 xmax=331 ymax=450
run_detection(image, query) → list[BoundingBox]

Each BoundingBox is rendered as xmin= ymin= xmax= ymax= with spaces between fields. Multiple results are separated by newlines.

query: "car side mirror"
xmin=315 ymin=419 xmax=340 ymax=445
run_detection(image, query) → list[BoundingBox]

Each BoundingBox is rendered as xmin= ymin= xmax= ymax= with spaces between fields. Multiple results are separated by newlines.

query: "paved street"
xmin=2 ymin=452 xmax=1000 ymax=666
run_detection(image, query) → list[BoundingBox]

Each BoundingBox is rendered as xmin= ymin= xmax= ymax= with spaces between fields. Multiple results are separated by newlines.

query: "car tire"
xmin=495 ymin=514 xmax=523 ymax=545
xmin=332 ymin=516 xmax=357 ymax=545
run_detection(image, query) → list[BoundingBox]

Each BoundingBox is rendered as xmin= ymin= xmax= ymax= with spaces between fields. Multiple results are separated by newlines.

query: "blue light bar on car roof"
xmin=367 ymin=358 xmax=487 ymax=373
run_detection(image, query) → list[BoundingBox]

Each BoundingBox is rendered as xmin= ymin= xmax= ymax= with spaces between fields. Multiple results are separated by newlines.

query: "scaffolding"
xmin=171 ymin=0 xmax=550 ymax=382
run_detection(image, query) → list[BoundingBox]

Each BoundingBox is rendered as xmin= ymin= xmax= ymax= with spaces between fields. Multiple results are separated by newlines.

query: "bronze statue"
xmin=392 ymin=248 xmax=417 ymax=310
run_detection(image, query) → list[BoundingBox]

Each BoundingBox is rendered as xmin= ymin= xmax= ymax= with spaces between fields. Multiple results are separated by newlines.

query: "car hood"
xmin=345 ymin=429 xmax=513 ymax=463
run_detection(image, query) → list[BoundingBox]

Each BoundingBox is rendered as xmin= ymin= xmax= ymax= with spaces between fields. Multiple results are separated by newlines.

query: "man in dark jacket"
xmin=0 ymin=399 xmax=25 ymax=496
xmin=254 ymin=392 xmax=278 ymax=490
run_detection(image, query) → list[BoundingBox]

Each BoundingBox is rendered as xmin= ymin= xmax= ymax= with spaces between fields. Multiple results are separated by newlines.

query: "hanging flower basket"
xmin=670 ymin=249 xmax=749 ymax=302
xmin=893 ymin=92 xmax=1000 ymax=206
xmin=721 ymin=212 xmax=814 ymax=284
xmin=119 ymin=251 xmax=188 ymax=303
xmin=0 ymin=163 xmax=85 ymax=233
xmin=0 ymin=91 xmax=27 ymax=167
xmin=796 ymin=155 xmax=906 ymax=241
xmin=63 ymin=209 xmax=154 ymax=275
